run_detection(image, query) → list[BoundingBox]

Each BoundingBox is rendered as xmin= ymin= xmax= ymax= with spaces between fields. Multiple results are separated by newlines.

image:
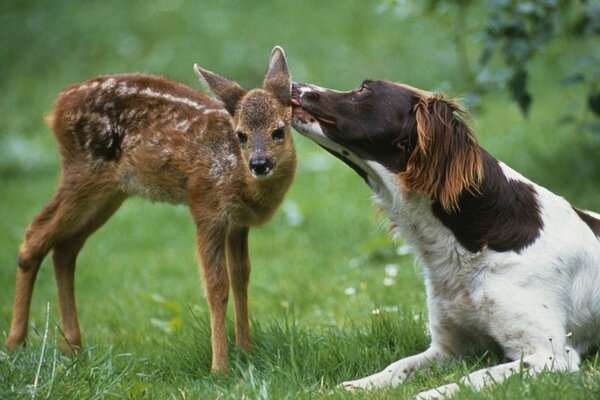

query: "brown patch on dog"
xmin=432 ymin=152 xmax=543 ymax=253
xmin=573 ymin=208 xmax=600 ymax=237
xmin=402 ymin=95 xmax=483 ymax=213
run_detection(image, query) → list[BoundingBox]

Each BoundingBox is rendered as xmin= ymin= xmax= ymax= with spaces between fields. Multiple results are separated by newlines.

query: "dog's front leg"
xmin=415 ymin=347 xmax=582 ymax=399
xmin=342 ymin=345 xmax=450 ymax=390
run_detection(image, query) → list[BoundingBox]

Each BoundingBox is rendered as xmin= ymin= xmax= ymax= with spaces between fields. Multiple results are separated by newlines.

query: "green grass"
xmin=1 ymin=0 xmax=600 ymax=399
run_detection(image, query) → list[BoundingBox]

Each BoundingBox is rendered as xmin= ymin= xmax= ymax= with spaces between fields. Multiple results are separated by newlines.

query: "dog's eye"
xmin=272 ymin=127 xmax=285 ymax=141
xmin=352 ymin=84 xmax=370 ymax=101
xmin=236 ymin=131 xmax=248 ymax=144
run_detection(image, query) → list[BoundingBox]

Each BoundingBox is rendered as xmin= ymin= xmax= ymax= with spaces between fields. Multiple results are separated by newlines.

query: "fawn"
xmin=6 ymin=46 xmax=296 ymax=373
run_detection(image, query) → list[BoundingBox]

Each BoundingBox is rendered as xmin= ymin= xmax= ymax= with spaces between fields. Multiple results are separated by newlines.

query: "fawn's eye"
xmin=272 ymin=127 xmax=285 ymax=141
xmin=236 ymin=131 xmax=248 ymax=144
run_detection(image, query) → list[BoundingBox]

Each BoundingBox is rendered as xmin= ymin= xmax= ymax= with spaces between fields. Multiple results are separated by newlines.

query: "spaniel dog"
xmin=291 ymin=80 xmax=600 ymax=399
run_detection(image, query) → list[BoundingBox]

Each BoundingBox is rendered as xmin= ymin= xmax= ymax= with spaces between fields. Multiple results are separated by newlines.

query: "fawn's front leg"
xmin=195 ymin=220 xmax=230 ymax=373
xmin=226 ymin=227 xmax=251 ymax=352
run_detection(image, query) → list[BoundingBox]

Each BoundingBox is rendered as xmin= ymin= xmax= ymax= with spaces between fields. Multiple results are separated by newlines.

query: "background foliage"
xmin=1 ymin=0 xmax=599 ymax=399
xmin=383 ymin=0 xmax=600 ymax=121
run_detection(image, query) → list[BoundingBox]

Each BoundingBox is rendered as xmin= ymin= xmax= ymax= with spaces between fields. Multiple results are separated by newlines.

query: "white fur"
xmin=139 ymin=87 xmax=206 ymax=111
xmin=293 ymin=115 xmax=600 ymax=398
xmin=296 ymin=82 xmax=344 ymax=94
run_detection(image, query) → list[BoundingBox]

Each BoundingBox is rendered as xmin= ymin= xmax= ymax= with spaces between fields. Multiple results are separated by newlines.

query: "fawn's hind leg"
xmin=226 ymin=227 xmax=251 ymax=352
xmin=51 ymin=195 xmax=125 ymax=354
xmin=7 ymin=192 xmax=65 ymax=350
xmin=7 ymin=170 xmax=124 ymax=352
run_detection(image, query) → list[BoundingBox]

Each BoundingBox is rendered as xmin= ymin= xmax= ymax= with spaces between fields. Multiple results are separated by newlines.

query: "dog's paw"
xmin=415 ymin=383 xmax=459 ymax=400
xmin=339 ymin=370 xmax=399 ymax=391
xmin=339 ymin=378 xmax=369 ymax=391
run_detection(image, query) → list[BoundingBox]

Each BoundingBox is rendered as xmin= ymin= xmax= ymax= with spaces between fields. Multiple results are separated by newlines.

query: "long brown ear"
xmin=402 ymin=95 xmax=483 ymax=212
xmin=263 ymin=46 xmax=291 ymax=105
xmin=194 ymin=64 xmax=246 ymax=115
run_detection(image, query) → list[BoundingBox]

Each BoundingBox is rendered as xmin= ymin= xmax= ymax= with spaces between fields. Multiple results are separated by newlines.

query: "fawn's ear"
xmin=194 ymin=64 xmax=246 ymax=115
xmin=263 ymin=46 xmax=291 ymax=105
xmin=402 ymin=95 xmax=483 ymax=213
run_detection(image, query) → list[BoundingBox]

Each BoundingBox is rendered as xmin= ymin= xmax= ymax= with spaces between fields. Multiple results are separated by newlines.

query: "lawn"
xmin=1 ymin=1 xmax=600 ymax=399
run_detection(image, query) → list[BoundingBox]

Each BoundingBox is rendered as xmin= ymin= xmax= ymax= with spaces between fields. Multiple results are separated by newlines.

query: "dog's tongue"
xmin=291 ymin=98 xmax=302 ymax=107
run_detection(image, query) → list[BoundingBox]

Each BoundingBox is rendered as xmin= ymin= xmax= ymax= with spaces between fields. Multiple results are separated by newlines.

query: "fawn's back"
xmin=50 ymin=74 xmax=231 ymax=203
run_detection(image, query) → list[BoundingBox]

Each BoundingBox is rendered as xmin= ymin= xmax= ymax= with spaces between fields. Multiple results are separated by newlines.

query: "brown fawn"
xmin=6 ymin=46 xmax=296 ymax=373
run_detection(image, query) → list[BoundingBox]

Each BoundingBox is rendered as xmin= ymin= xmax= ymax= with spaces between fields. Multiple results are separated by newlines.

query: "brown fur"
xmin=403 ymin=95 xmax=483 ymax=213
xmin=6 ymin=47 xmax=295 ymax=373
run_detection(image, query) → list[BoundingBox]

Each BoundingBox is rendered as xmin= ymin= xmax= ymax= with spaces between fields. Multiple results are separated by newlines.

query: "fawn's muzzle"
xmin=249 ymin=157 xmax=274 ymax=178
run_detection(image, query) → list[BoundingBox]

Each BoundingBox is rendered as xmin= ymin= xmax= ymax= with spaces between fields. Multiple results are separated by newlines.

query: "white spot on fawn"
xmin=174 ymin=120 xmax=191 ymax=132
xmin=209 ymin=142 xmax=238 ymax=184
xmin=140 ymin=87 xmax=206 ymax=110
xmin=116 ymin=81 xmax=138 ymax=96
xmin=203 ymin=108 xmax=229 ymax=116
xmin=100 ymin=78 xmax=116 ymax=90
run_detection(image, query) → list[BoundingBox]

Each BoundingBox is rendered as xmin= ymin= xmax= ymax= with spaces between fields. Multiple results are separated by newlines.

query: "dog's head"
xmin=291 ymin=80 xmax=483 ymax=212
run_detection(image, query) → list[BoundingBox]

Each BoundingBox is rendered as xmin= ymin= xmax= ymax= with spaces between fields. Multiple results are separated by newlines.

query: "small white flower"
xmin=304 ymin=152 xmax=332 ymax=171
xmin=150 ymin=318 xmax=172 ymax=334
xmin=372 ymin=308 xmax=381 ymax=315
xmin=282 ymin=201 xmax=304 ymax=227
xmin=349 ymin=258 xmax=361 ymax=268
xmin=344 ymin=287 xmax=356 ymax=296
xmin=383 ymin=277 xmax=395 ymax=286
xmin=396 ymin=244 xmax=412 ymax=255
xmin=384 ymin=264 xmax=399 ymax=277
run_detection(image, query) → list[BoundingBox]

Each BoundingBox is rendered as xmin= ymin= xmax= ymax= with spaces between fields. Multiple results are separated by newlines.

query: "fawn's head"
xmin=194 ymin=46 xmax=294 ymax=180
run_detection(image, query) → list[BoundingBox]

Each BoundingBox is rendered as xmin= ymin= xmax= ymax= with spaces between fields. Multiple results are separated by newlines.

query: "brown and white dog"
xmin=291 ymin=80 xmax=600 ymax=398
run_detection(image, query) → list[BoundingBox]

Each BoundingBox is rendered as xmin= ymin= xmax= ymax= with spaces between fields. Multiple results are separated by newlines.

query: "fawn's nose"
xmin=249 ymin=157 xmax=274 ymax=178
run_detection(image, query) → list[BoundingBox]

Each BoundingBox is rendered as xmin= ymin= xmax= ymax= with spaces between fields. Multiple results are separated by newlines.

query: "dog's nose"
xmin=291 ymin=82 xmax=320 ymax=103
xmin=249 ymin=157 xmax=274 ymax=177
xmin=291 ymin=82 xmax=303 ymax=105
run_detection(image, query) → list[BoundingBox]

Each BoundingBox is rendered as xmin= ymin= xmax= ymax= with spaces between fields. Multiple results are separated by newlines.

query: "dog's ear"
xmin=402 ymin=95 xmax=483 ymax=212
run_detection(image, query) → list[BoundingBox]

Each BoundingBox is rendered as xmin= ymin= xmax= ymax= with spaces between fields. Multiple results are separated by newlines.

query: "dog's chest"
xmin=426 ymin=264 xmax=487 ymax=324
xmin=378 ymin=190 xmax=494 ymax=332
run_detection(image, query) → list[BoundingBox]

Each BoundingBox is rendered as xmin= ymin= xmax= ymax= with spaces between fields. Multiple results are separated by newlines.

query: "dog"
xmin=290 ymin=79 xmax=600 ymax=398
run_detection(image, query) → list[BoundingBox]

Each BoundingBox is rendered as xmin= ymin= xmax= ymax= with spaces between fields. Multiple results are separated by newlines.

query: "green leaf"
xmin=588 ymin=93 xmax=600 ymax=117
xmin=509 ymin=68 xmax=532 ymax=116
